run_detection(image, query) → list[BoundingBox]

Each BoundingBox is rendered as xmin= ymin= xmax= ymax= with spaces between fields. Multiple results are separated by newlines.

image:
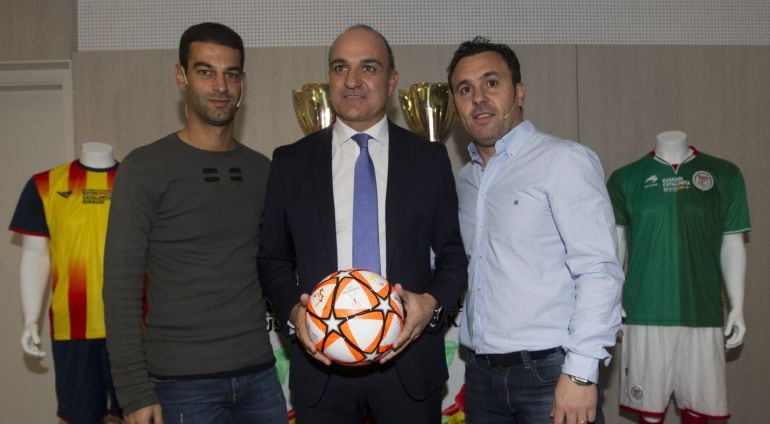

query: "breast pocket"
xmin=486 ymin=187 xmax=551 ymax=244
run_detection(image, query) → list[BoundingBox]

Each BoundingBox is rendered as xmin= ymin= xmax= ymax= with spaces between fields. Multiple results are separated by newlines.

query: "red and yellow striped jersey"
xmin=9 ymin=160 xmax=117 ymax=340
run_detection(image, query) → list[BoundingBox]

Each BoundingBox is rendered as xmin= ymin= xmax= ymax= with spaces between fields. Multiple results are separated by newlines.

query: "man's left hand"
xmin=551 ymin=373 xmax=597 ymax=424
xmin=378 ymin=283 xmax=437 ymax=364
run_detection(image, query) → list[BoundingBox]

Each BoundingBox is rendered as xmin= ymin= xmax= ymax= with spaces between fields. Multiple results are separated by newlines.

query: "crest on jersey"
xmin=692 ymin=170 xmax=714 ymax=191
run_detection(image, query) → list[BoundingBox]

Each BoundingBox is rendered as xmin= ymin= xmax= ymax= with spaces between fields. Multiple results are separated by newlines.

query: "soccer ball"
xmin=305 ymin=269 xmax=405 ymax=366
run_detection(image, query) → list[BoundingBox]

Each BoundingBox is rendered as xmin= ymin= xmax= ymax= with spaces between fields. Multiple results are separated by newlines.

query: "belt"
xmin=475 ymin=347 xmax=562 ymax=367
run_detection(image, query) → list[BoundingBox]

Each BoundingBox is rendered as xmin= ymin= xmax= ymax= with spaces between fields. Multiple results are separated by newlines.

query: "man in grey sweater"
xmin=103 ymin=22 xmax=286 ymax=424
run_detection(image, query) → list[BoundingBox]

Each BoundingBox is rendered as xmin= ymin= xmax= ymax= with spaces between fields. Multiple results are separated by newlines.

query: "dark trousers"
xmin=464 ymin=349 xmax=604 ymax=424
xmin=293 ymin=363 xmax=442 ymax=424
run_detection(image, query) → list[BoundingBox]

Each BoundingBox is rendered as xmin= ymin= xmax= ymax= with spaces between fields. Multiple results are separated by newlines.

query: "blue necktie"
xmin=352 ymin=133 xmax=380 ymax=274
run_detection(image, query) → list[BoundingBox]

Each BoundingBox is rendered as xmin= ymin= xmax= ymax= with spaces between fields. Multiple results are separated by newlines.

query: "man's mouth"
xmin=472 ymin=110 xmax=495 ymax=121
xmin=209 ymin=98 xmax=231 ymax=107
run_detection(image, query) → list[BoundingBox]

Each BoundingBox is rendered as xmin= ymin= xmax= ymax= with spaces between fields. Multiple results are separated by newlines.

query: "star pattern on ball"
xmin=324 ymin=311 xmax=345 ymax=335
xmin=374 ymin=294 xmax=394 ymax=315
xmin=336 ymin=270 xmax=354 ymax=280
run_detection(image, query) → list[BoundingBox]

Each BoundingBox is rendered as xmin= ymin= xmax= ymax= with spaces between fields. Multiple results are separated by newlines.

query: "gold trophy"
xmin=398 ymin=82 xmax=455 ymax=142
xmin=292 ymin=82 xmax=335 ymax=134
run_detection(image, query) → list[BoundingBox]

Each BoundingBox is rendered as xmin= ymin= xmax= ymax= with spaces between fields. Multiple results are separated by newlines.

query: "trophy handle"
xmin=399 ymin=90 xmax=424 ymax=136
xmin=399 ymin=82 xmax=455 ymax=142
xmin=292 ymin=83 xmax=335 ymax=135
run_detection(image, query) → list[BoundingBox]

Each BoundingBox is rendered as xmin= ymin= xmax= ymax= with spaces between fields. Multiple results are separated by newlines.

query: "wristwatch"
xmin=428 ymin=304 xmax=444 ymax=328
xmin=567 ymin=374 xmax=594 ymax=386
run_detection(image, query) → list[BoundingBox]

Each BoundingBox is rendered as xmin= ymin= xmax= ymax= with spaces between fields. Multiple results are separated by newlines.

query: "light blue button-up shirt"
xmin=456 ymin=120 xmax=623 ymax=382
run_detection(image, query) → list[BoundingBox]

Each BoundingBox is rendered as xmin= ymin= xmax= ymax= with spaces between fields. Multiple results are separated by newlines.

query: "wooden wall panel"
xmin=73 ymin=50 xmax=179 ymax=159
xmin=0 ymin=0 xmax=75 ymax=61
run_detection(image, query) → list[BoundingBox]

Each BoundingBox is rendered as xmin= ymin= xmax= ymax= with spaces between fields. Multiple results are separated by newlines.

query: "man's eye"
xmin=333 ymin=65 xmax=347 ymax=72
xmin=459 ymin=86 xmax=471 ymax=94
xmin=487 ymin=80 xmax=498 ymax=87
xmin=225 ymin=72 xmax=241 ymax=81
xmin=363 ymin=65 xmax=376 ymax=72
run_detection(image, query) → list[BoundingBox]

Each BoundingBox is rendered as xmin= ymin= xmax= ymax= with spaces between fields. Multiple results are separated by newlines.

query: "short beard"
xmin=473 ymin=138 xmax=497 ymax=149
xmin=189 ymin=101 xmax=237 ymax=127
xmin=201 ymin=111 xmax=236 ymax=127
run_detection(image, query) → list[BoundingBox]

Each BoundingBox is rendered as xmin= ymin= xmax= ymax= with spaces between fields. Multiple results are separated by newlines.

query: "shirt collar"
xmin=333 ymin=116 xmax=389 ymax=148
xmin=467 ymin=120 xmax=536 ymax=165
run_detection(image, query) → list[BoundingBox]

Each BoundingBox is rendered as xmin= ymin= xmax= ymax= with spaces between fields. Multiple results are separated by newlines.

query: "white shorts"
xmin=619 ymin=325 xmax=729 ymax=420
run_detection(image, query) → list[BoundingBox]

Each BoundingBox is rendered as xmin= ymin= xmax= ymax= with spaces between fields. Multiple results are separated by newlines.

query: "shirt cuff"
xmin=562 ymin=351 xmax=600 ymax=383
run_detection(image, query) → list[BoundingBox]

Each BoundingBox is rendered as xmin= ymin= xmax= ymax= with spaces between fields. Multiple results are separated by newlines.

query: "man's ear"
xmin=175 ymin=64 xmax=188 ymax=92
xmin=387 ymin=69 xmax=399 ymax=96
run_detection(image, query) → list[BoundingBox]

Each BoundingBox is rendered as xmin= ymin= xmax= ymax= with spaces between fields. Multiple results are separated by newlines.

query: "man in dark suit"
xmin=258 ymin=24 xmax=467 ymax=423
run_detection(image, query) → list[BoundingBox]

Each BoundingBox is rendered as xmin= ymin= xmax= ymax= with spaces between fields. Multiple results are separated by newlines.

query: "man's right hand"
xmin=290 ymin=294 xmax=332 ymax=366
xmin=124 ymin=404 xmax=163 ymax=424
xmin=20 ymin=322 xmax=45 ymax=358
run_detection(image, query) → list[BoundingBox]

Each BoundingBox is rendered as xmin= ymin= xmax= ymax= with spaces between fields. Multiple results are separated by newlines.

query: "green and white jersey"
xmin=607 ymin=148 xmax=750 ymax=327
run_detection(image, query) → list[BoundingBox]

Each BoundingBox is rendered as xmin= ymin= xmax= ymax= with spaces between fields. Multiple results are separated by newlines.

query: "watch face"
xmin=569 ymin=375 xmax=592 ymax=386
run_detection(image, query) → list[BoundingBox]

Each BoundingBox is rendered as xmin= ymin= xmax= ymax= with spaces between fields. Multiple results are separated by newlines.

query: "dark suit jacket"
xmin=258 ymin=120 xmax=467 ymax=406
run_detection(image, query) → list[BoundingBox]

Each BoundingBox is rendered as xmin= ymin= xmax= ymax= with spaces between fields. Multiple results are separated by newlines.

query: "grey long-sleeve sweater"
xmin=104 ymin=133 xmax=274 ymax=414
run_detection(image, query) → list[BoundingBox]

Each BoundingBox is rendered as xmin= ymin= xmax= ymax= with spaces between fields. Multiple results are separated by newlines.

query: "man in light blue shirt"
xmin=448 ymin=37 xmax=623 ymax=424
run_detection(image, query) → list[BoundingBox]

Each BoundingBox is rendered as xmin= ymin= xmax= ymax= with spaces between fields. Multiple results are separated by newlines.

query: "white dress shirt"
xmin=456 ymin=120 xmax=624 ymax=383
xmin=332 ymin=117 xmax=389 ymax=278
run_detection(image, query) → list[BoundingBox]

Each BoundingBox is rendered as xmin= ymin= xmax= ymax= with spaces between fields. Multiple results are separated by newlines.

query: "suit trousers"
xmin=293 ymin=362 xmax=442 ymax=424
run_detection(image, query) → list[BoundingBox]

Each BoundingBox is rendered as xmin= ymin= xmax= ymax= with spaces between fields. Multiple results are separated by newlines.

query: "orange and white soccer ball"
xmin=305 ymin=269 xmax=405 ymax=365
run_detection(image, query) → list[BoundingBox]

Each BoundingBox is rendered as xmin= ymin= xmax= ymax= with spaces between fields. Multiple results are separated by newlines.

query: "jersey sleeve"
xmin=8 ymin=177 xmax=49 ymax=237
xmin=606 ymin=170 xmax=629 ymax=228
xmin=723 ymin=166 xmax=751 ymax=233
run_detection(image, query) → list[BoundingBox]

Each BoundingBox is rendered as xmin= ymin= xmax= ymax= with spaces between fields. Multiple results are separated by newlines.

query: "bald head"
xmin=330 ymin=25 xmax=395 ymax=73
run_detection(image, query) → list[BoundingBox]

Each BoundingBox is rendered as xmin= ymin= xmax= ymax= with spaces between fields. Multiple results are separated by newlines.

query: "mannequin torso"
xmin=615 ymin=131 xmax=747 ymax=348
xmin=18 ymin=142 xmax=116 ymax=357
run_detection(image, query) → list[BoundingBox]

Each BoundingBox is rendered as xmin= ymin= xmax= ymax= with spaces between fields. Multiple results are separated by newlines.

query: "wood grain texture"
xmin=0 ymin=0 xmax=75 ymax=61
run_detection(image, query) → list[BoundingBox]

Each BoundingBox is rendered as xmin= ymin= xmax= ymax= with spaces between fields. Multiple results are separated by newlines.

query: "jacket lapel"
xmin=311 ymin=128 xmax=338 ymax=270
xmin=385 ymin=121 xmax=411 ymax=271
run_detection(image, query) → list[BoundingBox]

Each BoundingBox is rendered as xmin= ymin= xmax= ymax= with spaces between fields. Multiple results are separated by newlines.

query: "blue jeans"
xmin=465 ymin=350 xmax=604 ymax=424
xmin=152 ymin=367 xmax=288 ymax=424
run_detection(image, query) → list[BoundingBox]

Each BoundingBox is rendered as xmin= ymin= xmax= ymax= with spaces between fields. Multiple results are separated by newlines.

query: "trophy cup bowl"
xmin=398 ymin=82 xmax=455 ymax=142
xmin=292 ymin=82 xmax=335 ymax=135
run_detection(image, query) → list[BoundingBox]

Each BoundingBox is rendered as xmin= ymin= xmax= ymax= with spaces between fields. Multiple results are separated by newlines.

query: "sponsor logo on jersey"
xmin=57 ymin=191 xmax=72 ymax=198
xmin=82 ymin=189 xmax=112 ymax=204
xmin=692 ymin=170 xmax=714 ymax=191
xmin=662 ymin=176 xmax=691 ymax=193
xmin=643 ymin=175 xmax=658 ymax=188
